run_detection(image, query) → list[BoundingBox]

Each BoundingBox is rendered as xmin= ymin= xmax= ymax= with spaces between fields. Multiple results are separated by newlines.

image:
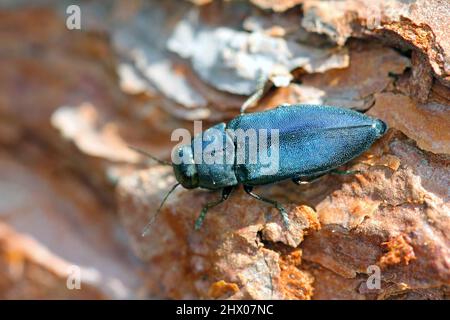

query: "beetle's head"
xmin=171 ymin=144 xmax=199 ymax=189
xmin=373 ymin=119 xmax=388 ymax=138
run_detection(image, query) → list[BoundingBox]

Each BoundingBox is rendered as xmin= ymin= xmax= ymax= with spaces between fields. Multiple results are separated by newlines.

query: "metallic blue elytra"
xmin=170 ymin=104 xmax=387 ymax=229
xmin=227 ymin=105 xmax=387 ymax=186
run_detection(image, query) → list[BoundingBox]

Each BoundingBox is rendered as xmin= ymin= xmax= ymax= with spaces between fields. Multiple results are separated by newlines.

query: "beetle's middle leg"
xmin=195 ymin=186 xmax=234 ymax=230
xmin=243 ymin=185 xmax=290 ymax=228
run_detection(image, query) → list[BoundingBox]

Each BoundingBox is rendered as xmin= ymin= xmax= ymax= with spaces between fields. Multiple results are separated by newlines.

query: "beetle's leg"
xmin=195 ymin=186 xmax=234 ymax=230
xmin=293 ymin=170 xmax=361 ymax=185
xmin=240 ymin=73 xmax=270 ymax=114
xmin=292 ymin=174 xmax=326 ymax=185
xmin=243 ymin=185 xmax=290 ymax=228
xmin=331 ymin=169 xmax=362 ymax=176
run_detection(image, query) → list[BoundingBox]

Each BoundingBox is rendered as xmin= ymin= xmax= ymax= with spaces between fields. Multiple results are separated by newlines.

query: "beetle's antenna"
xmin=129 ymin=145 xmax=172 ymax=166
xmin=141 ymin=182 xmax=180 ymax=237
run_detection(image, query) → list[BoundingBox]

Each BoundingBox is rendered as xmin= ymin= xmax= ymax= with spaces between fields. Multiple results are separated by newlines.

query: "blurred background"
xmin=0 ymin=0 xmax=448 ymax=299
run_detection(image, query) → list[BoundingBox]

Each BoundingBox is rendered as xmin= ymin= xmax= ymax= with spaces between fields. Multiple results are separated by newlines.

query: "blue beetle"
xmin=134 ymin=104 xmax=387 ymax=235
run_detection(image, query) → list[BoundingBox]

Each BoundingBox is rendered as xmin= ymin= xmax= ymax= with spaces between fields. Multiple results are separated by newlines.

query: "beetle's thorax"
xmin=172 ymin=123 xmax=239 ymax=190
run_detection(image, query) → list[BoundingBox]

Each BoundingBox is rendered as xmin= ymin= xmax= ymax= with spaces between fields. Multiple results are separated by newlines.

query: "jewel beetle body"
xmin=169 ymin=104 xmax=387 ymax=230
xmin=138 ymin=104 xmax=387 ymax=234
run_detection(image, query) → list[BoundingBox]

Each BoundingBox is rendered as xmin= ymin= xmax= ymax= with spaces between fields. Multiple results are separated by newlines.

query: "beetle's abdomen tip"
xmin=374 ymin=119 xmax=388 ymax=137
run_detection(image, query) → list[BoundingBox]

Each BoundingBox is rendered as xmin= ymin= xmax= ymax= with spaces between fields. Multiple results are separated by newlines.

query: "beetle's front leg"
xmin=195 ymin=186 xmax=234 ymax=230
xmin=243 ymin=185 xmax=290 ymax=228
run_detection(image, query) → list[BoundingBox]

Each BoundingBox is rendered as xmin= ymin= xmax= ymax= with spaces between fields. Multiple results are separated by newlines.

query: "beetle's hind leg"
xmin=293 ymin=169 xmax=361 ymax=185
xmin=292 ymin=173 xmax=326 ymax=185
xmin=331 ymin=169 xmax=362 ymax=176
xmin=240 ymin=72 xmax=271 ymax=114
xmin=243 ymin=185 xmax=290 ymax=228
xmin=195 ymin=186 xmax=234 ymax=230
